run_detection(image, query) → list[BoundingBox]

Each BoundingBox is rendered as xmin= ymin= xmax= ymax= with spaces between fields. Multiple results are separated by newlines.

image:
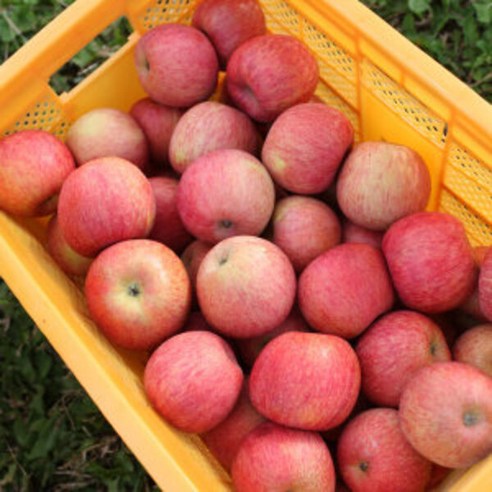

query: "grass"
xmin=0 ymin=0 xmax=490 ymax=490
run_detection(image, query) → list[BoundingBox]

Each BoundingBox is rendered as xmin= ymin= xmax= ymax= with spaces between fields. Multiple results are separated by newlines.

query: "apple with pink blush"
xmin=453 ymin=323 xmax=492 ymax=377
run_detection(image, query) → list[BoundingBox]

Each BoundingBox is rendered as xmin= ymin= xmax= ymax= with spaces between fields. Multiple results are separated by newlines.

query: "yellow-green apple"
xmin=453 ymin=324 xmax=492 ymax=377
xmin=130 ymin=97 xmax=183 ymax=170
xmin=249 ymin=331 xmax=361 ymax=431
xmin=148 ymin=176 xmax=193 ymax=254
xmin=226 ymin=34 xmax=319 ymax=122
xmin=383 ymin=211 xmax=476 ymax=313
xmin=270 ymin=195 xmax=342 ymax=273
xmin=262 ymin=103 xmax=353 ymax=194
xmin=176 ymin=149 xmax=275 ymax=244
xmin=168 ymin=101 xmax=260 ymax=174
xmin=134 ymin=24 xmax=218 ymax=108
xmin=143 ymin=330 xmax=243 ymax=433
xmin=342 ymin=218 xmax=383 ymax=249
xmin=231 ymin=422 xmax=336 ymax=492
xmin=196 ymin=236 xmax=296 ymax=338
xmin=192 ymin=0 xmax=266 ymax=68
xmin=336 ymin=141 xmax=431 ymax=231
xmin=399 ymin=361 xmax=492 ymax=468
xmin=479 ymin=248 xmax=492 ymax=321
xmin=298 ymin=243 xmax=395 ymax=338
xmin=337 ymin=408 xmax=432 ymax=492
xmin=66 ymin=108 xmax=149 ymax=170
xmin=355 ymin=310 xmax=451 ymax=407
xmin=46 ymin=215 xmax=93 ymax=278
xmin=201 ymin=378 xmax=265 ymax=472
xmin=57 ymin=156 xmax=156 ymax=257
xmin=84 ymin=239 xmax=191 ymax=350
xmin=0 ymin=130 xmax=75 ymax=216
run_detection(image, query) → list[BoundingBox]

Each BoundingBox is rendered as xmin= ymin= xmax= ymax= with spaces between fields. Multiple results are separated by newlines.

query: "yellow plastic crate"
xmin=1 ymin=0 xmax=491 ymax=490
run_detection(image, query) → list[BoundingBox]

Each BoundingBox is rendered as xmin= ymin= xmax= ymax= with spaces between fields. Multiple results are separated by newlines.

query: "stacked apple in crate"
xmin=1 ymin=0 xmax=491 ymax=490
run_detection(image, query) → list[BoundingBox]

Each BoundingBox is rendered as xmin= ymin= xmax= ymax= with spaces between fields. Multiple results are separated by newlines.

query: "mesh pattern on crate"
xmin=361 ymin=60 xmax=447 ymax=148
xmin=139 ymin=0 xmax=194 ymax=30
xmin=260 ymin=0 xmax=302 ymax=36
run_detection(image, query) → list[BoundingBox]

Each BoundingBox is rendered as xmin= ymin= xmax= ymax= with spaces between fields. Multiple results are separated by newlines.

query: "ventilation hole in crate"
xmin=448 ymin=144 xmax=492 ymax=189
xmin=260 ymin=0 xmax=300 ymax=35
xmin=141 ymin=0 xmax=194 ymax=30
xmin=318 ymin=62 xmax=358 ymax=109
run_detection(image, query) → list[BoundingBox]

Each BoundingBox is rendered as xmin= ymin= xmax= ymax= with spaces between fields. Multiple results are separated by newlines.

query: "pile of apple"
xmin=1 ymin=0 xmax=492 ymax=490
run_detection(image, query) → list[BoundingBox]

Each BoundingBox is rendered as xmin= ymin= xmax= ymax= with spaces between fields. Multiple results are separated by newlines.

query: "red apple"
xmin=342 ymin=218 xmax=383 ymax=248
xmin=261 ymin=103 xmax=353 ymax=194
xmin=134 ymin=24 xmax=218 ymax=108
xmin=84 ymin=239 xmax=191 ymax=350
xmin=298 ymin=243 xmax=395 ymax=338
xmin=382 ymin=211 xmax=477 ymax=313
xmin=399 ymin=361 xmax=492 ymax=468
xmin=0 ymin=130 xmax=75 ymax=216
xmin=57 ymin=156 xmax=156 ymax=257
xmin=337 ymin=408 xmax=432 ymax=492
xmin=226 ymin=34 xmax=319 ymax=122
xmin=66 ymin=108 xmax=149 ymax=170
xmin=479 ymin=248 xmax=492 ymax=321
xmin=192 ymin=0 xmax=266 ymax=68
xmin=356 ymin=310 xmax=451 ymax=407
xmin=270 ymin=195 xmax=342 ymax=273
xmin=231 ymin=422 xmax=336 ymax=492
xmin=453 ymin=324 xmax=492 ymax=377
xmin=144 ymin=330 xmax=243 ymax=433
xmin=168 ymin=101 xmax=260 ymax=174
xmin=176 ymin=149 xmax=275 ymax=244
xmin=250 ymin=331 xmax=361 ymax=431
xmin=337 ymin=141 xmax=431 ymax=231
xmin=196 ymin=236 xmax=296 ymax=338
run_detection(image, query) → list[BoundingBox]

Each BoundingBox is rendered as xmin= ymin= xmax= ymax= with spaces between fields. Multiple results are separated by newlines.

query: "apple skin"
xmin=134 ymin=23 xmax=218 ymax=108
xmin=261 ymin=103 xmax=353 ymax=194
xmin=355 ymin=310 xmax=451 ymax=407
xmin=399 ymin=361 xmax=492 ymax=468
xmin=337 ymin=408 xmax=432 ymax=492
xmin=84 ymin=239 xmax=191 ymax=350
xmin=453 ymin=324 xmax=492 ymax=377
xmin=196 ymin=236 xmax=297 ymax=338
xmin=382 ymin=211 xmax=477 ymax=313
xmin=57 ymin=156 xmax=156 ymax=257
xmin=336 ymin=141 xmax=431 ymax=231
xmin=0 ymin=130 xmax=75 ymax=217
xmin=231 ymin=421 xmax=336 ymax=492
xmin=66 ymin=108 xmax=149 ymax=170
xmin=270 ymin=195 xmax=342 ymax=273
xmin=298 ymin=243 xmax=395 ymax=338
xmin=342 ymin=218 xmax=383 ymax=249
xmin=479 ymin=248 xmax=492 ymax=321
xmin=192 ymin=0 xmax=266 ymax=68
xmin=176 ymin=149 xmax=275 ymax=244
xmin=144 ymin=330 xmax=243 ymax=433
xmin=148 ymin=176 xmax=193 ymax=254
xmin=130 ymin=97 xmax=183 ymax=170
xmin=226 ymin=34 xmax=319 ymax=122
xmin=250 ymin=331 xmax=361 ymax=431
xmin=168 ymin=101 xmax=260 ymax=174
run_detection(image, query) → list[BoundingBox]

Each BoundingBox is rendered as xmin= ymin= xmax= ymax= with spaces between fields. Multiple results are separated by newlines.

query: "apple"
xmin=337 ymin=408 xmax=432 ymax=492
xmin=226 ymin=34 xmax=319 ymax=122
xmin=298 ymin=243 xmax=395 ymax=338
xmin=66 ymin=108 xmax=149 ymax=170
xmin=231 ymin=421 xmax=336 ymax=492
xmin=168 ymin=101 xmax=260 ymax=174
xmin=0 ymin=130 xmax=75 ymax=216
xmin=250 ymin=331 xmax=361 ymax=431
xmin=382 ymin=211 xmax=477 ymax=313
xmin=399 ymin=361 xmax=492 ymax=468
xmin=453 ymin=324 xmax=492 ymax=377
xmin=261 ymin=103 xmax=353 ymax=194
xmin=130 ymin=97 xmax=183 ymax=170
xmin=196 ymin=236 xmax=296 ymax=338
xmin=337 ymin=141 xmax=431 ymax=231
xmin=134 ymin=23 xmax=218 ymax=108
xmin=479 ymin=248 xmax=492 ymax=321
xmin=84 ymin=239 xmax=190 ymax=350
xmin=270 ymin=195 xmax=342 ymax=273
xmin=176 ymin=149 xmax=275 ymax=244
xmin=355 ymin=310 xmax=451 ymax=407
xmin=192 ymin=0 xmax=266 ymax=68
xmin=342 ymin=218 xmax=383 ymax=249
xmin=57 ymin=156 xmax=156 ymax=257
xmin=148 ymin=176 xmax=193 ymax=254
xmin=144 ymin=330 xmax=243 ymax=433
